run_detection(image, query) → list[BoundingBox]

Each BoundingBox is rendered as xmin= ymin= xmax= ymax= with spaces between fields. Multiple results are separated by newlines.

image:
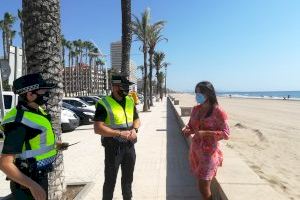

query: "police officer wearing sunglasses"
xmin=94 ymin=75 xmax=141 ymax=200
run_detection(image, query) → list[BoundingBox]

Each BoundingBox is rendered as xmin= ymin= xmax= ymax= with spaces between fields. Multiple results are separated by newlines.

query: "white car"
xmin=62 ymin=97 xmax=96 ymax=112
xmin=61 ymin=108 xmax=79 ymax=132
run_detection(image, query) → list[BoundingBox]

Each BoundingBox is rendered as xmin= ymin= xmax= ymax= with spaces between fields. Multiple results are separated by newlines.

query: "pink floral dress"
xmin=186 ymin=105 xmax=230 ymax=180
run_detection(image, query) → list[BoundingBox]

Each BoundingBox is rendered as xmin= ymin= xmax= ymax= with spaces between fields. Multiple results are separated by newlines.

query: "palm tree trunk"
xmin=62 ymin=46 xmax=66 ymax=97
xmin=93 ymin=59 xmax=96 ymax=94
xmin=5 ymin=29 xmax=10 ymax=60
xmin=76 ymin=56 xmax=79 ymax=96
xmin=121 ymin=0 xmax=132 ymax=77
xmin=71 ymin=56 xmax=74 ymax=96
xmin=67 ymin=52 xmax=71 ymax=97
xmin=148 ymin=50 xmax=154 ymax=106
xmin=156 ymin=66 xmax=159 ymax=96
xmin=143 ymin=45 xmax=148 ymax=111
xmin=164 ymin=67 xmax=167 ymax=97
xmin=22 ymin=0 xmax=65 ymax=199
xmin=2 ymin=30 xmax=6 ymax=60
xmin=88 ymin=57 xmax=92 ymax=95
xmin=20 ymin=23 xmax=27 ymax=75
xmin=80 ymin=52 xmax=83 ymax=95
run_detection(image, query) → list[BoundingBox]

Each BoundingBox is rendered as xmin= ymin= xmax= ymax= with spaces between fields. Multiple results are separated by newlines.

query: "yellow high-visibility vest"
xmin=97 ymin=96 xmax=135 ymax=129
xmin=1 ymin=107 xmax=57 ymax=161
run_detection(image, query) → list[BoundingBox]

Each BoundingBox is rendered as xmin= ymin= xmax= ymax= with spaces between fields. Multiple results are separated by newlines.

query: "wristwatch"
xmin=134 ymin=128 xmax=138 ymax=133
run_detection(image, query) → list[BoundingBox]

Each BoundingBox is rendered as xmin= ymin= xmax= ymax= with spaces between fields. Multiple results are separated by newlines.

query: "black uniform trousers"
xmin=102 ymin=139 xmax=136 ymax=200
xmin=10 ymin=171 xmax=48 ymax=200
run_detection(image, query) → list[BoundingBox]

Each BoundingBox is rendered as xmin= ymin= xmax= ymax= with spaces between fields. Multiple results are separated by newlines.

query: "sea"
xmin=217 ymin=91 xmax=300 ymax=101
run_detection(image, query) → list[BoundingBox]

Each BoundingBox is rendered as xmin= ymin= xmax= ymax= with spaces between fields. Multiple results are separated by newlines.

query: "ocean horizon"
xmin=181 ymin=90 xmax=300 ymax=101
xmin=218 ymin=91 xmax=300 ymax=101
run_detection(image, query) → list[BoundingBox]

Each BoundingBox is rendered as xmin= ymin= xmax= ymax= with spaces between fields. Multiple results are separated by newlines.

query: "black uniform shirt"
xmin=94 ymin=95 xmax=139 ymax=122
xmin=1 ymin=102 xmax=50 ymax=154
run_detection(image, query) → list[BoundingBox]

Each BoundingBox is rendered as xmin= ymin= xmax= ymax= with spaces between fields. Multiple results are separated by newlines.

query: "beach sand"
xmin=171 ymin=93 xmax=300 ymax=200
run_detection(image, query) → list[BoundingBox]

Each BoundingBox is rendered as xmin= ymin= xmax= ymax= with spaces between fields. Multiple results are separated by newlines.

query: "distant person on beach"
xmin=182 ymin=81 xmax=230 ymax=200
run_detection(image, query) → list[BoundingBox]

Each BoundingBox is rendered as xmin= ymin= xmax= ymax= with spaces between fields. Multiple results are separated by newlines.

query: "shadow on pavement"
xmin=166 ymin=100 xmax=201 ymax=199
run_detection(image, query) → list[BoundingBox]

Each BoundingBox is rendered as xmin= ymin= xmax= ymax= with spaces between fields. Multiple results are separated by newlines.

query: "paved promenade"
xmin=0 ymin=99 xmax=200 ymax=199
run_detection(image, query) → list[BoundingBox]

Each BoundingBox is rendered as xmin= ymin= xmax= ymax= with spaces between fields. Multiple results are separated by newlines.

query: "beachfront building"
xmin=110 ymin=41 xmax=137 ymax=91
xmin=63 ymin=63 xmax=106 ymax=96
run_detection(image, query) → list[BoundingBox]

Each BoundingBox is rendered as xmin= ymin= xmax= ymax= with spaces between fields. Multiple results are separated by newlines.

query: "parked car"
xmin=89 ymin=96 xmax=101 ymax=100
xmin=61 ymin=108 xmax=80 ymax=132
xmin=76 ymin=96 xmax=99 ymax=105
xmin=62 ymin=97 xmax=96 ymax=112
xmin=98 ymin=94 xmax=106 ymax=99
xmin=62 ymin=102 xmax=94 ymax=125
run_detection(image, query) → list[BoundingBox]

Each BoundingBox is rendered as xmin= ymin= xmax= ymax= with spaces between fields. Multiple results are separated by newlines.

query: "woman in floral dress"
xmin=182 ymin=81 xmax=230 ymax=200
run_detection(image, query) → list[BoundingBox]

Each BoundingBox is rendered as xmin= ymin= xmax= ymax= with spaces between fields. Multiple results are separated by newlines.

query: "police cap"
xmin=111 ymin=75 xmax=134 ymax=86
xmin=12 ymin=73 xmax=56 ymax=95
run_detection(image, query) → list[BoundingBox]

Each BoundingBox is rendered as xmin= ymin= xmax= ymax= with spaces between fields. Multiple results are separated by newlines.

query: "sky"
xmin=0 ymin=0 xmax=299 ymax=92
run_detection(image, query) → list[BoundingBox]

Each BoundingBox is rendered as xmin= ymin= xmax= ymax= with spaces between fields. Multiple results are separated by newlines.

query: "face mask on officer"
xmin=33 ymin=91 xmax=50 ymax=105
xmin=118 ymin=84 xmax=130 ymax=98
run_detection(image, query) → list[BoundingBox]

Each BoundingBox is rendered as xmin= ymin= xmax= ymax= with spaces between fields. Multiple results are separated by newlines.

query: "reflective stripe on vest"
xmin=97 ymin=96 xmax=134 ymax=129
xmin=1 ymin=107 xmax=57 ymax=161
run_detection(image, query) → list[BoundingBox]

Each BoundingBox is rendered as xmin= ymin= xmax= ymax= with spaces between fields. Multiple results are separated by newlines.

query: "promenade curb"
xmin=71 ymin=182 xmax=94 ymax=200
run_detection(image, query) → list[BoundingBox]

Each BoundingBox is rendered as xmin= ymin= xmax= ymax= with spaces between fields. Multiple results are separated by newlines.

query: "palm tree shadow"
xmin=166 ymin=100 xmax=201 ymax=199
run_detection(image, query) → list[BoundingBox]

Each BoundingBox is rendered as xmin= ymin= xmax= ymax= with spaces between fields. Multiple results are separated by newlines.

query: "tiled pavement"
xmin=0 ymin=99 xmax=200 ymax=199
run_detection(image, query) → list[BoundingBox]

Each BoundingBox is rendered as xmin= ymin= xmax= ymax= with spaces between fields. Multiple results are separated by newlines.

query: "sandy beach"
xmin=171 ymin=93 xmax=300 ymax=200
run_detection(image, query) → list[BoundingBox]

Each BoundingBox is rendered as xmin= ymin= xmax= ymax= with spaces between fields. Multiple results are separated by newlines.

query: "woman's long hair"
xmin=195 ymin=81 xmax=218 ymax=117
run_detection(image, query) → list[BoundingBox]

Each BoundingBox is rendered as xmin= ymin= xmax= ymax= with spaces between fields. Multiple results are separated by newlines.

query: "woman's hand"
xmin=197 ymin=130 xmax=211 ymax=137
xmin=182 ymin=125 xmax=192 ymax=137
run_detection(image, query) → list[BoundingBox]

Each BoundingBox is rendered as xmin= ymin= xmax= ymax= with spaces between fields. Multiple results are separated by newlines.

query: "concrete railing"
xmin=167 ymin=97 xmax=287 ymax=200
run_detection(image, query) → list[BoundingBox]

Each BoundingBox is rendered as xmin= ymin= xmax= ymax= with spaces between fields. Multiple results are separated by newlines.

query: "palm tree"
xmin=61 ymin=35 xmax=67 ymax=96
xmin=74 ymin=39 xmax=84 ymax=95
xmin=132 ymin=8 xmax=151 ymax=111
xmin=84 ymin=41 xmax=93 ymax=95
xmin=87 ymin=42 xmax=96 ymax=95
xmin=153 ymin=52 xmax=164 ymax=95
xmin=9 ymin=30 xmax=16 ymax=46
xmin=70 ymin=50 xmax=76 ymax=96
xmin=22 ymin=0 xmax=65 ymax=199
xmin=3 ymin=13 xmax=16 ymax=59
xmin=73 ymin=40 xmax=81 ymax=96
xmin=92 ymin=47 xmax=99 ymax=94
xmin=18 ymin=9 xmax=27 ymax=75
xmin=163 ymin=62 xmax=170 ymax=96
xmin=1 ymin=13 xmax=16 ymax=60
xmin=137 ymin=64 xmax=144 ymax=78
xmin=121 ymin=0 xmax=132 ymax=77
xmin=157 ymin=71 xmax=165 ymax=100
xmin=65 ymin=40 xmax=73 ymax=96
xmin=147 ymin=22 xmax=166 ymax=106
xmin=0 ymin=20 xmax=6 ymax=59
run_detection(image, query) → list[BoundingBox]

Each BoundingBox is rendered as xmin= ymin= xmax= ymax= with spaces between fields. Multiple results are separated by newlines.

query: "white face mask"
xmin=195 ymin=93 xmax=206 ymax=104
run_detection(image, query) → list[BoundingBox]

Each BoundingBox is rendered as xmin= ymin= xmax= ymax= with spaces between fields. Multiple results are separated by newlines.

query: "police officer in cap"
xmin=0 ymin=73 xmax=63 ymax=200
xmin=94 ymin=75 xmax=140 ymax=200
